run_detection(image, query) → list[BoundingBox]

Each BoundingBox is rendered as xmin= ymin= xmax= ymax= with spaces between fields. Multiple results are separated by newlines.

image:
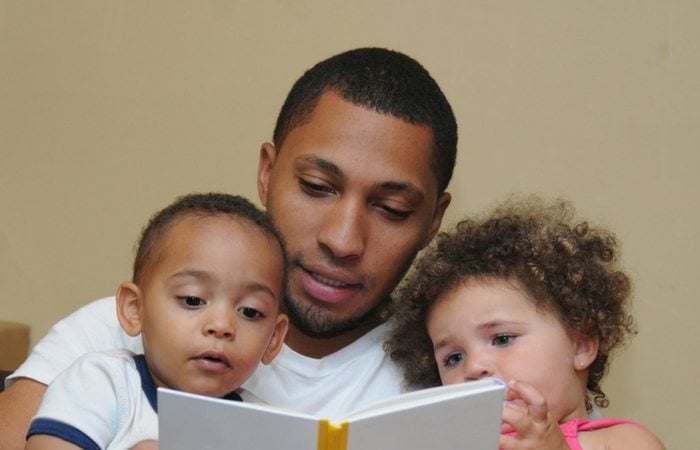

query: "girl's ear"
xmin=261 ymin=314 xmax=289 ymax=365
xmin=574 ymin=335 xmax=600 ymax=371
xmin=116 ymin=281 xmax=144 ymax=337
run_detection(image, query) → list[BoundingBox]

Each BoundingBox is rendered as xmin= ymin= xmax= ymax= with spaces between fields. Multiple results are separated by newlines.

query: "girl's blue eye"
xmin=493 ymin=334 xmax=516 ymax=346
xmin=444 ymin=352 xmax=464 ymax=367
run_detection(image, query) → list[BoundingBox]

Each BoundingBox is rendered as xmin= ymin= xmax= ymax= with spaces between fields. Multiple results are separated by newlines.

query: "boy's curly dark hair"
xmin=387 ymin=196 xmax=636 ymax=411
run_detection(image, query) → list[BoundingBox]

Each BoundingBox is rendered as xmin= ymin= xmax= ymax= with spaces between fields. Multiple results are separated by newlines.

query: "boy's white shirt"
xmin=30 ymin=349 xmax=159 ymax=449
xmin=10 ymin=296 xmax=406 ymax=418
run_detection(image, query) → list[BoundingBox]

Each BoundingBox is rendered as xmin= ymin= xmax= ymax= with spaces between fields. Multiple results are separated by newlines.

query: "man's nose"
xmin=317 ymin=197 xmax=366 ymax=259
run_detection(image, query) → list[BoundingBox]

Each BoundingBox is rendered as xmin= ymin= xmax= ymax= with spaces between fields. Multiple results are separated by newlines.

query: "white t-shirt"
xmin=27 ymin=349 xmax=245 ymax=449
xmin=28 ymin=349 xmax=158 ymax=450
xmin=10 ymin=296 xmax=406 ymax=418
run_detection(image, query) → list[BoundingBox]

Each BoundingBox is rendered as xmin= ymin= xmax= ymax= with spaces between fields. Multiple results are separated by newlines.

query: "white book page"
xmin=341 ymin=378 xmax=505 ymax=422
xmin=158 ymin=388 xmax=319 ymax=450
xmin=345 ymin=383 xmax=505 ymax=450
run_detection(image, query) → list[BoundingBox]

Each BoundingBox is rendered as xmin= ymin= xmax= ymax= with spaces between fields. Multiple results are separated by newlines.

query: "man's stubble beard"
xmin=282 ymin=292 xmax=389 ymax=339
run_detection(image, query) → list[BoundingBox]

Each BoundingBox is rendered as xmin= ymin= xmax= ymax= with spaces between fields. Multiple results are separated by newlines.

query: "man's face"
xmin=258 ymin=91 xmax=450 ymax=339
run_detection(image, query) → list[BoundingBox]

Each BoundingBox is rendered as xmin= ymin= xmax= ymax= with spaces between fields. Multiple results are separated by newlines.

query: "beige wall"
xmin=1 ymin=1 xmax=697 ymax=447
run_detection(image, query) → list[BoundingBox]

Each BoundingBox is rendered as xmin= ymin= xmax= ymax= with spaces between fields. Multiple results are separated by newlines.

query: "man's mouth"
xmin=310 ymin=271 xmax=351 ymax=288
xmin=299 ymin=266 xmax=362 ymax=304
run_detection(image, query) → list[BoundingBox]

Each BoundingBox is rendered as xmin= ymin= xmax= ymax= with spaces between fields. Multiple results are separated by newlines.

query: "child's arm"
xmin=27 ymin=436 xmax=162 ymax=450
xmin=499 ymin=379 xmax=569 ymax=450
xmin=25 ymin=434 xmax=83 ymax=450
xmin=130 ymin=440 xmax=159 ymax=450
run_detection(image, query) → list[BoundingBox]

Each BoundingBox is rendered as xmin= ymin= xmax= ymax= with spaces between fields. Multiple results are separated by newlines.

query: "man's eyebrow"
xmin=300 ymin=155 xmax=342 ymax=177
xmin=377 ymin=181 xmax=423 ymax=197
xmin=300 ymin=155 xmax=424 ymax=198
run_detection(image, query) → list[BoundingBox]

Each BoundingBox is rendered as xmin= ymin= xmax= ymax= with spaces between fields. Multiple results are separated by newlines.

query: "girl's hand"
xmin=499 ymin=379 xmax=569 ymax=450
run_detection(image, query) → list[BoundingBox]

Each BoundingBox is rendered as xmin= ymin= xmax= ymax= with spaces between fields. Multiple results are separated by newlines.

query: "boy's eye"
xmin=238 ymin=307 xmax=263 ymax=319
xmin=178 ymin=296 xmax=205 ymax=308
xmin=443 ymin=352 xmax=464 ymax=367
xmin=492 ymin=334 xmax=516 ymax=346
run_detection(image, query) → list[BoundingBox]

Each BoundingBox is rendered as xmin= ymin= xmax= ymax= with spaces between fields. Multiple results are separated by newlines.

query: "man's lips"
xmin=309 ymin=271 xmax=352 ymax=288
xmin=299 ymin=265 xmax=362 ymax=304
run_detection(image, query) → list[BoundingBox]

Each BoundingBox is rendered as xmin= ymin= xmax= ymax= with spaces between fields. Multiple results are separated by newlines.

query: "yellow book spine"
xmin=317 ymin=419 xmax=349 ymax=450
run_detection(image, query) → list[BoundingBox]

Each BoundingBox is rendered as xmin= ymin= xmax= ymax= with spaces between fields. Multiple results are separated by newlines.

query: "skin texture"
xmin=258 ymin=91 xmax=450 ymax=357
xmin=427 ymin=277 xmax=665 ymax=450
xmin=25 ymin=214 xmax=288 ymax=450
xmin=0 ymin=379 xmax=46 ymax=450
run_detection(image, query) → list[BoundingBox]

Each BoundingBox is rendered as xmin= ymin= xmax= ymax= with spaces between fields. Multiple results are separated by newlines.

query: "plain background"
xmin=1 ymin=1 xmax=697 ymax=448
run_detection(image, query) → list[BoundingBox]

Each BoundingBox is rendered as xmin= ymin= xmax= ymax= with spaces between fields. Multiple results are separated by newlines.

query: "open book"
xmin=158 ymin=378 xmax=506 ymax=450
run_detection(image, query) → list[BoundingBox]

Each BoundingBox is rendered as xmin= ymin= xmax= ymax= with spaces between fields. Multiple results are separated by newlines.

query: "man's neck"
xmin=284 ymin=316 xmax=385 ymax=359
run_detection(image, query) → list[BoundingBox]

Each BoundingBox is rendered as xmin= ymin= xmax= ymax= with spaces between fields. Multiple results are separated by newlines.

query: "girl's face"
xmin=426 ymin=278 xmax=593 ymax=422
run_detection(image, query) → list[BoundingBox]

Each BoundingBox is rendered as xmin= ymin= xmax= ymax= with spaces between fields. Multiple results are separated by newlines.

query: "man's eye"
xmin=492 ymin=334 xmax=516 ymax=346
xmin=178 ymin=296 xmax=204 ymax=308
xmin=299 ymin=178 xmax=335 ymax=196
xmin=443 ymin=352 xmax=464 ymax=367
xmin=238 ymin=307 xmax=263 ymax=319
xmin=377 ymin=204 xmax=412 ymax=220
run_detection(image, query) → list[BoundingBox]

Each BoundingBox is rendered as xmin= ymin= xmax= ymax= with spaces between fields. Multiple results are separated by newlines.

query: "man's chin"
xmin=283 ymin=295 xmax=385 ymax=338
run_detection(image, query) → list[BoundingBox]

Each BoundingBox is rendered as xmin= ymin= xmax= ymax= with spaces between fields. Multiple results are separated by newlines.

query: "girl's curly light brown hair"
xmin=386 ymin=196 xmax=636 ymax=410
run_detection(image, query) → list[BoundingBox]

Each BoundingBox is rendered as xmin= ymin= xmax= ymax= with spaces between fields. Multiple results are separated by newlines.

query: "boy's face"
xmin=118 ymin=214 xmax=288 ymax=398
xmin=426 ymin=279 xmax=594 ymax=422
xmin=258 ymin=91 xmax=450 ymax=345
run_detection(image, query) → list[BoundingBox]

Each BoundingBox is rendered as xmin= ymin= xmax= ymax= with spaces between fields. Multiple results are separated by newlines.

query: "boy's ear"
xmin=574 ymin=335 xmax=599 ymax=371
xmin=116 ymin=281 xmax=144 ymax=337
xmin=261 ymin=313 xmax=289 ymax=365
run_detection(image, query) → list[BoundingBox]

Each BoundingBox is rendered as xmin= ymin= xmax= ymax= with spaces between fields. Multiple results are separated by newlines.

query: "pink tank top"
xmin=505 ymin=417 xmax=639 ymax=449
xmin=559 ymin=418 xmax=639 ymax=450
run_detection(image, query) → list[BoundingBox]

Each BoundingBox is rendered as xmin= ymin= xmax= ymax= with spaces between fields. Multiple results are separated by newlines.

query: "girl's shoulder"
xmin=576 ymin=418 xmax=665 ymax=450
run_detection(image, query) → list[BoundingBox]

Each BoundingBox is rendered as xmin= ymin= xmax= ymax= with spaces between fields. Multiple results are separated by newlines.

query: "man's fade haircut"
xmin=273 ymin=47 xmax=458 ymax=194
xmin=132 ymin=192 xmax=287 ymax=288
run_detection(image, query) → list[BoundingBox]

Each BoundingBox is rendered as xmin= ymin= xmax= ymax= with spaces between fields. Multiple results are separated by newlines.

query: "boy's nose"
xmin=204 ymin=310 xmax=235 ymax=340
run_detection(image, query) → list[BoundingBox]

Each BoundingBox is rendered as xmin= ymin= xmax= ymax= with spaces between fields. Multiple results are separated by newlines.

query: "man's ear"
xmin=257 ymin=142 xmax=278 ymax=208
xmin=116 ymin=281 xmax=144 ymax=337
xmin=574 ymin=335 xmax=599 ymax=371
xmin=261 ymin=314 xmax=289 ymax=365
xmin=423 ymin=191 xmax=451 ymax=248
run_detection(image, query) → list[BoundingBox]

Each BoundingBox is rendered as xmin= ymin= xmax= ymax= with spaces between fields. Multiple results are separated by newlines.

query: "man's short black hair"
xmin=273 ymin=47 xmax=458 ymax=194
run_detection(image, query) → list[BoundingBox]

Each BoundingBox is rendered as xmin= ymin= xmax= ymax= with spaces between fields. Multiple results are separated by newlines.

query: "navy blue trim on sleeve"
xmin=27 ymin=418 xmax=101 ymax=450
xmin=134 ymin=354 xmax=158 ymax=413
xmin=136 ymin=353 xmax=242 ymax=412
xmin=223 ymin=390 xmax=243 ymax=402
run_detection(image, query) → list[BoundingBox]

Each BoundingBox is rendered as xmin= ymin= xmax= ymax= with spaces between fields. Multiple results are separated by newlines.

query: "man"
xmin=0 ymin=47 xmax=457 ymax=449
